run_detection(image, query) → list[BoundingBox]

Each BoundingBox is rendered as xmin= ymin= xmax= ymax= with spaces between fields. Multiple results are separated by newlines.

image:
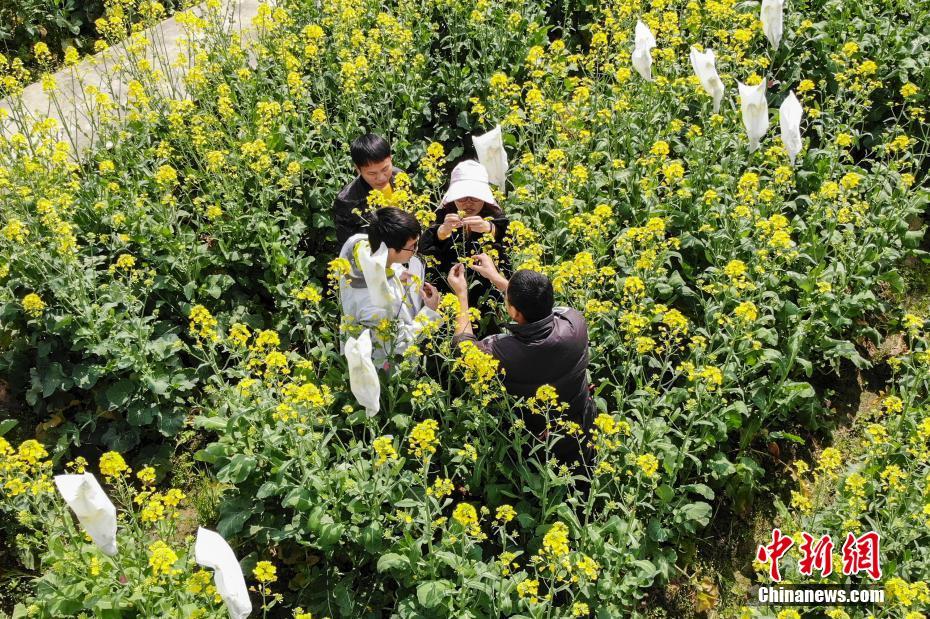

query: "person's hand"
xmin=461 ymin=215 xmax=492 ymax=235
xmin=448 ymin=263 xmax=468 ymax=297
xmin=421 ymin=282 xmax=440 ymax=311
xmin=468 ymin=253 xmax=499 ymax=279
xmin=438 ymin=213 xmax=462 ymax=239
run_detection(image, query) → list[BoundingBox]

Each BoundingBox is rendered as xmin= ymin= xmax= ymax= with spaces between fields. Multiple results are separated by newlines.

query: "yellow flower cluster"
xmin=540 ymin=521 xmax=570 ymax=560
xmin=22 ymin=293 xmax=46 ymax=317
xmin=293 ymin=284 xmax=322 ymax=305
xmin=148 ymin=540 xmax=180 ymax=578
xmin=816 ymin=447 xmax=842 ymax=479
xmin=408 ymin=419 xmax=439 ymax=459
xmin=733 ymin=300 xmax=759 ymax=324
xmin=137 ymin=487 xmax=185 ymax=523
xmin=591 ymin=413 xmax=630 ymax=450
xmin=281 ymin=381 xmax=330 ymax=413
xmin=567 ymin=204 xmax=614 ymax=242
xmin=189 ymin=304 xmax=219 ymax=342
xmin=2 ymin=218 xmax=29 ymax=243
xmin=885 ymin=578 xmax=930 ymax=608
xmin=681 ymin=363 xmax=724 ymax=392
xmin=366 ymin=172 xmax=435 ymax=228
xmin=99 ymin=451 xmax=129 ymax=478
xmin=419 ymin=142 xmax=446 ymax=186
xmin=636 ymin=453 xmax=660 ymax=478
xmin=253 ymin=560 xmax=277 ymax=584
xmin=454 ymin=341 xmax=502 ymax=400
xmin=228 ymin=323 xmax=251 ymax=348
xmin=373 ymin=436 xmax=399 ymax=466
xmin=495 ymin=504 xmax=516 ymax=524
xmin=427 ymin=477 xmax=454 ymax=499
xmin=516 ymin=578 xmax=540 ymax=603
xmin=552 ymin=252 xmax=599 ymax=294
xmin=755 ymin=214 xmax=794 ymax=251
xmin=108 ymin=253 xmax=137 ymax=274
xmin=452 ymin=502 xmax=484 ymax=538
xmin=527 ymin=384 xmax=565 ymax=413
xmin=0 ymin=439 xmax=53 ymax=498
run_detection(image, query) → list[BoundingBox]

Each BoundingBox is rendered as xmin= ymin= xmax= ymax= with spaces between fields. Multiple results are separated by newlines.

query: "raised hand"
xmin=421 ymin=282 xmax=440 ymax=310
xmin=460 ymin=215 xmax=493 ymax=235
xmin=448 ymin=263 xmax=468 ymax=297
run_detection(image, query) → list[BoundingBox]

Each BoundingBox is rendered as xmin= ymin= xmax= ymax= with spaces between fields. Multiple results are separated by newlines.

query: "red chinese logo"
xmin=841 ymin=531 xmax=882 ymax=580
xmin=798 ymin=532 xmax=834 ymax=577
xmin=757 ymin=528 xmax=794 ymax=582
xmin=757 ymin=530 xmax=881 ymax=581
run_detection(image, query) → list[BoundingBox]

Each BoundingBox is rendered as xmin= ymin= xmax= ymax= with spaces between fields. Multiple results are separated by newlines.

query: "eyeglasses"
xmin=400 ymin=239 xmax=419 ymax=253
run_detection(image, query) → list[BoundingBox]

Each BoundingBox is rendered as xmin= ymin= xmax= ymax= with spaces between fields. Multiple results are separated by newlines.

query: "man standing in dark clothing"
xmin=333 ymin=134 xmax=404 ymax=246
xmin=448 ymin=254 xmax=594 ymax=465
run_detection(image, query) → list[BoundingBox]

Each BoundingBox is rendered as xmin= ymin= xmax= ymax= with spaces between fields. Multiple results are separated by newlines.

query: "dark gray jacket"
xmin=453 ymin=307 xmax=594 ymax=463
xmin=332 ymin=167 xmax=403 ymax=246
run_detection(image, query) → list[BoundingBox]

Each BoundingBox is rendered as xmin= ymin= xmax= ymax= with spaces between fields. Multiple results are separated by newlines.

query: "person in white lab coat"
xmin=338 ymin=207 xmax=442 ymax=366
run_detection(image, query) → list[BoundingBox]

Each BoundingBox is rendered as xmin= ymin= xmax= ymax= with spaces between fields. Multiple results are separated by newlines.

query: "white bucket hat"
xmin=441 ymin=160 xmax=498 ymax=206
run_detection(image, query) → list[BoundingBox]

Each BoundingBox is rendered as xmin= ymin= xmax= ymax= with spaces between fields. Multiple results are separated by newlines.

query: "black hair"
xmin=368 ymin=207 xmax=421 ymax=251
xmin=351 ymin=133 xmax=392 ymax=167
xmin=507 ymin=270 xmax=554 ymax=323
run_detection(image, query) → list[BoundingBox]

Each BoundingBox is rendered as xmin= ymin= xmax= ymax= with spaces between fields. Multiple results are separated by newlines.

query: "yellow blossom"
xmin=99 ymin=452 xmax=129 ymax=478
xmin=637 ymin=453 xmax=660 ymax=477
xmin=22 ymin=293 xmax=46 ymax=317
xmin=408 ymin=419 xmax=439 ymax=459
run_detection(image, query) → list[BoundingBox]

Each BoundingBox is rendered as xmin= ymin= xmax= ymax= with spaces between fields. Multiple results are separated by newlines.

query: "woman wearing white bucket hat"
xmin=420 ymin=160 xmax=510 ymax=322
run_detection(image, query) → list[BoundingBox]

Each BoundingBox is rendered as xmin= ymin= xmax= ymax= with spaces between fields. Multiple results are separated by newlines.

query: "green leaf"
xmin=105 ymin=379 xmax=136 ymax=408
xmin=217 ymin=454 xmax=257 ymax=484
xmin=0 ymin=419 xmax=18 ymax=437
xmin=193 ymin=416 xmax=227 ymax=432
xmin=417 ymin=580 xmax=453 ymax=609
xmin=708 ymin=453 xmax=735 ymax=479
xmin=679 ymin=502 xmax=712 ymax=528
xmin=318 ymin=522 xmax=344 ymax=547
xmin=683 ymin=483 xmax=715 ymax=500
xmin=144 ymin=375 xmax=170 ymax=396
xmin=283 ymin=487 xmax=313 ymax=512
xmin=376 ymin=552 xmax=409 ymax=573
xmin=768 ymin=431 xmax=805 ymax=444
xmin=72 ymin=363 xmax=101 ymax=389
xmin=195 ymin=443 xmax=228 ymax=464
xmin=217 ymin=508 xmax=253 ymax=538
xmin=655 ymin=484 xmax=674 ymax=503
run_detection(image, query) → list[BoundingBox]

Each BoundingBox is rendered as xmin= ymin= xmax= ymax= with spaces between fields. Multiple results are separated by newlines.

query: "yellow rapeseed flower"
xmin=372 ymin=436 xmax=398 ymax=466
xmin=408 ymin=419 xmax=439 ymax=459
xmin=253 ymin=560 xmax=277 ymax=584
xmin=148 ymin=541 xmax=179 ymax=577
xmin=22 ymin=293 xmax=46 ymax=317
xmin=99 ymin=451 xmax=129 ymax=478
xmin=636 ymin=453 xmax=660 ymax=477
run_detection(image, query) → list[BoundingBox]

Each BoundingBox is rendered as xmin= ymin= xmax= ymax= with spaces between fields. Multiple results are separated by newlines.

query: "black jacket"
xmin=332 ymin=167 xmax=403 ymax=246
xmin=419 ymin=202 xmax=510 ymax=308
xmin=453 ymin=308 xmax=594 ymax=464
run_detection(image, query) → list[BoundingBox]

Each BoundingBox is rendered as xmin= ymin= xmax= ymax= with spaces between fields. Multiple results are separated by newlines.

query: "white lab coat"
xmin=338 ymin=234 xmax=441 ymax=364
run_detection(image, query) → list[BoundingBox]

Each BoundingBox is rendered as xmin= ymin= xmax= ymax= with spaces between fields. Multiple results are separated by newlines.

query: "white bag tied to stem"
xmin=689 ymin=47 xmax=725 ymax=113
xmin=761 ymin=0 xmax=784 ymax=49
xmin=472 ymin=125 xmax=509 ymax=191
xmin=738 ymin=79 xmax=769 ymax=153
xmin=54 ymin=473 xmax=118 ymax=556
xmin=780 ymin=91 xmax=803 ymax=165
xmin=345 ymin=329 xmax=381 ymax=417
xmin=357 ymin=241 xmax=397 ymax=312
xmin=632 ymin=20 xmax=656 ymax=81
xmin=195 ymin=527 xmax=252 ymax=619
